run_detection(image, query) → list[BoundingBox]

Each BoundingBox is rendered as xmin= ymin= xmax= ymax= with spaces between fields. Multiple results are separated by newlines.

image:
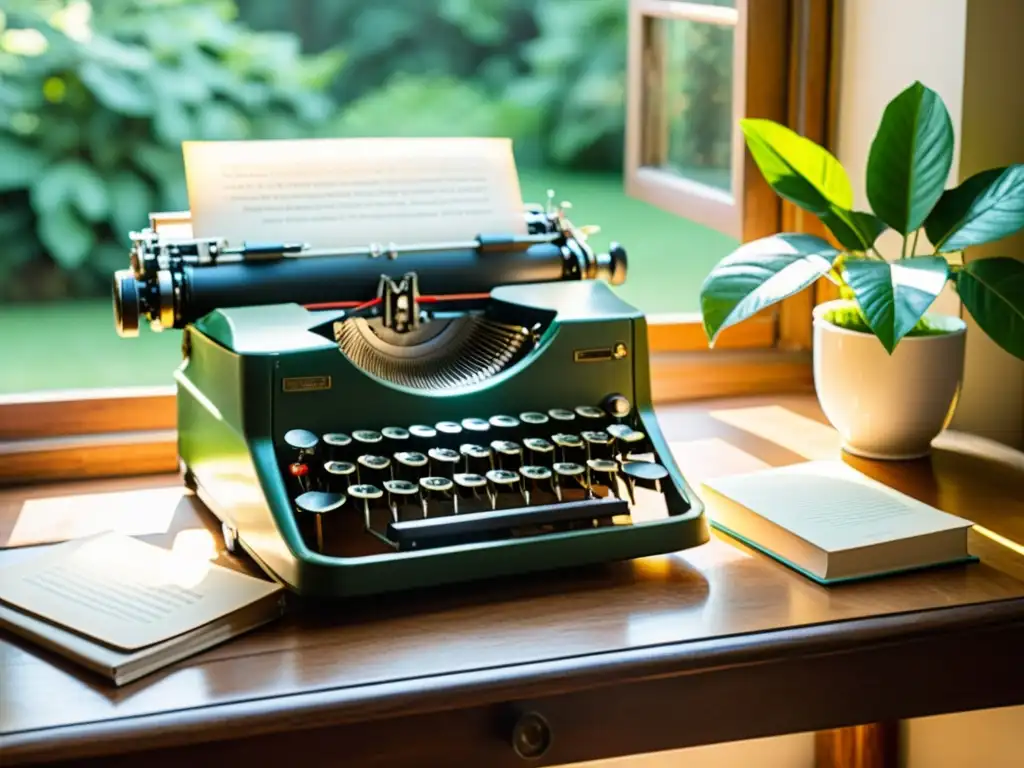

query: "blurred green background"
xmin=0 ymin=0 xmax=736 ymax=393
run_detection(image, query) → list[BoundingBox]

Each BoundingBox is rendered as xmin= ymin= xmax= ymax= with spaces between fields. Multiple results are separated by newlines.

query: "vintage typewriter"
xmin=112 ymin=199 xmax=708 ymax=598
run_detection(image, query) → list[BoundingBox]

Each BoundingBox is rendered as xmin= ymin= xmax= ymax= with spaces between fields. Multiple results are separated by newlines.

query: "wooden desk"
xmin=2 ymin=395 xmax=1023 ymax=767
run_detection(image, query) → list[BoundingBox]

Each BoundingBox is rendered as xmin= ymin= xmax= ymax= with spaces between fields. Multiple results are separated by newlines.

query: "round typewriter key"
xmin=323 ymin=460 xmax=356 ymax=492
xmin=552 ymin=461 xmax=586 ymax=500
xmin=352 ymin=429 xmax=383 ymax=448
xmin=523 ymin=437 xmax=555 ymax=467
xmin=619 ymin=429 xmax=650 ymax=458
xmin=357 ymin=454 xmax=391 ymax=486
xmin=461 ymin=417 xmax=490 ymax=434
xmin=519 ymin=411 xmax=549 ymax=438
xmin=489 ymin=414 xmax=520 ymax=441
xmin=453 ymin=472 xmax=488 ymax=511
xmin=548 ymin=408 xmax=576 ymax=422
xmin=384 ymin=479 xmax=420 ymax=520
xmin=575 ymin=405 xmax=605 ymax=422
xmin=621 ymin=461 xmax=668 ymax=491
xmin=381 ymin=426 xmax=410 ymax=449
xmin=295 ymin=491 xmax=346 ymax=553
xmin=434 ymin=421 xmax=463 ymax=449
xmin=552 ymin=433 xmax=584 ymax=463
xmin=581 ymin=430 xmax=613 ymax=461
xmin=606 ymin=423 xmax=633 ymax=440
xmin=490 ymin=439 xmax=523 ymax=471
xmin=486 ymin=469 xmax=522 ymax=505
xmin=393 ymin=451 xmax=428 ymax=483
xmin=519 ymin=465 xmax=554 ymax=503
xmin=322 ymin=432 xmax=352 ymax=460
xmin=408 ymin=424 xmax=437 ymax=452
xmin=285 ymin=429 xmax=319 ymax=452
xmin=586 ymin=458 xmax=620 ymax=494
xmin=419 ymin=476 xmax=454 ymax=515
xmin=460 ymin=443 xmax=493 ymax=475
xmin=348 ymin=483 xmax=383 ymax=528
xmin=428 ymin=447 xmax=461 ymax=478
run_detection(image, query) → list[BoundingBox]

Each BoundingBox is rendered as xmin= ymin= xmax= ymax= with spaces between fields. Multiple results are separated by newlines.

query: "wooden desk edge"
xmin=5 ymin=597 xmax=1024 ymax=766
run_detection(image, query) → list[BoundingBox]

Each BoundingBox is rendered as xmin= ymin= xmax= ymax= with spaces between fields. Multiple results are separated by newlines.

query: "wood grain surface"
xmin=2 ymin=395 xmax=1023 ymax=767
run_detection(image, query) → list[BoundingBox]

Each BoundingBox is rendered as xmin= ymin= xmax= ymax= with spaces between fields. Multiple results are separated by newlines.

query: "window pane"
xmin=1 ymin=0 xmax=738 ymax=397
xmin=643 ymin=17 xmax=735 ymax=192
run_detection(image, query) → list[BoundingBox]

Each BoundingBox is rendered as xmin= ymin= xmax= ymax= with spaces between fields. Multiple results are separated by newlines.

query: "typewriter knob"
xmin=510 ymin=710 xmax=553 ymax=760
xmin=603 ymin=394 xmax=631 ymax=419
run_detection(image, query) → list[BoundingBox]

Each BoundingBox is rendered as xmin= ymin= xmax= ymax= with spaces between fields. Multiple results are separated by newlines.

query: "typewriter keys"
xmin=461 ymin=417 xmax=491 ymax=435
xmin=606 ymin=423 xmax=633 ymax=440
xmin=519 ymin=465 xmax=554 ymax=504
xmin=460 ymin=443 xmax=493 ymax=475
xmin=490 ymin=440 xmax=523 ymax=471
xmin=394 ymin=451 xmax=428 ymax=483
xmin=552 ymin=433 xmax=585 ymax=463
xmin=295 ymin=491 xmax=346 ymax=552
xmin=523 ymin=437 xmax=555 ymax=467
xmin=285 ymin=429 xmax=319 ymax=452
xmin=428 ymin=447 xmax=461 ymax=478
xmin=419 ymin=476 xmax=454 ymax=516
xmin=353 ymin=430 xmax=383 ymax=448
xmin=552 ymin=461 xmax=586 ymax=501
xmin=408 ymin=424 xmax=437 ymax=452
xmin=357 ymin=454 xmax=391 ymax=486
xmin=586 ymin=459 xmax=620 ymax=497
xmin=323 ymin=460 xmax=356 ymax=492
xmin=322 ymin=432 xmax=352 ymax=460
xmin=384 ymin=479 xmax=420 ymax=522
xmin=618 ymin=429 xmax=650 ymax=458
xmin=573 ymin=405 xmax=602 ymax=423
xmin=348 ymin=484 xmax=384 ymax=529
xmin=581 ymin=430 xmax=613 ymax=462
xmin=435 ymin=421 xmax=463 ymax=449
xmin=547 ymin=408 xmax=575 ymax=423
xmin=486 ymin=469 xmax=522 ymax=508
xmin=381 ymin=426 xmax=410 ymax=449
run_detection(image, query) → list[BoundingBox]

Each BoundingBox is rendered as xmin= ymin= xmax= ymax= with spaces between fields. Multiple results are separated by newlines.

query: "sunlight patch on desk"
xmin=709 ymin=405 xmax=840 ymax=459
xmin=5 ymin=487 xmax=183 ymax=548
xmin=973 ymin=524 xmax=1024 ymax=558
xmin=669 ymin=437 xmax=771 ymax=484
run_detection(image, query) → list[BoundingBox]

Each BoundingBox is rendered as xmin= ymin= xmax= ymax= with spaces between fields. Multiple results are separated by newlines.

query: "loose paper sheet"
xmin=4 ymin=486 xmax=184 ymax=548
xmin=703 ymin=461 xmax=973 ymax=553
xmin=182 ymin=137 xmax=527 ymax=247
xmin=0 ymin=532 xmax=281 ymax=650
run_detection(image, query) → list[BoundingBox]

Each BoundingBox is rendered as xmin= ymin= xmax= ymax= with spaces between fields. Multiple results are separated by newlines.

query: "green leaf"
xmin=925 ymin=165 xmax=1024 ymax=251
xmin=842 ymin=256 xmax=950 ymax=352
xmin=79 ymin=61 xmax=153 ymax=117
xmin=866 ymin=81 xmax=954 ymax=234
xmin=106 ymin=170 xmax=154 ymax=244
xmin=31 ymin=160 xmax=109 ymax=222
xmin=819 ymin=208 xmax=888 ymax=251
xmin=700 ymin=234 xmax=840 ymax=344
xmin=955 ymin=257 xmax=1024 ymax=360
xmin=740 ymin=118 xmax=853 ymax=214
xmin=0 ymin=136 xmax=47 ymax=192
xmin=37 ymin=205 xmax=96 ymax=269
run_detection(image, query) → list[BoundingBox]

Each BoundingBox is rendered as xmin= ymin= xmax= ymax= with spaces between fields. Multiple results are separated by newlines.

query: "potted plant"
xmin=699 ymin=81 xmax=1024 ymax=460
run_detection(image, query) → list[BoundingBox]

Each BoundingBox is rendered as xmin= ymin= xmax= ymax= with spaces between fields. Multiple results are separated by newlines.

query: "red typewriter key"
xmin=290 ymin=462 xmax=309 ymax=477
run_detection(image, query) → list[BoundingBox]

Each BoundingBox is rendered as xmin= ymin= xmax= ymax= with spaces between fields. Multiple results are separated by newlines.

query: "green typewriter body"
xmin=114 ymin=205 xmax=709 ymax=598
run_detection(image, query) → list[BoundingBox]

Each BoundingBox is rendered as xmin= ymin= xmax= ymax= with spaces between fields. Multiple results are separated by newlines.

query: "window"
xmin=0 ymin=0 xmax=834 ymax=483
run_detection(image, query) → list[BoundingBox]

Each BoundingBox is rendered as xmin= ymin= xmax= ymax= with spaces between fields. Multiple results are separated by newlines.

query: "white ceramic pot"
xmin=812 ymin=300 xmax=967 ymax=460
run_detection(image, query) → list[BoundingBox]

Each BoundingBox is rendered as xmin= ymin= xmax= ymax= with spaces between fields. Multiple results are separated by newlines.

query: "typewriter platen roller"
xmin=113 ymin=199 xmax=708 ymax=598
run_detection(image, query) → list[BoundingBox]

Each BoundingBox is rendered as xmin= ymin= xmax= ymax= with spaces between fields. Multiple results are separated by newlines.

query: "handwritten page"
xmin=704 ymin=461 xmax=973 ymax=553
xmin=0 ymin=532 xmax=281 ymax=650
xmin=182 ymin=137 xmax=527 ymax=248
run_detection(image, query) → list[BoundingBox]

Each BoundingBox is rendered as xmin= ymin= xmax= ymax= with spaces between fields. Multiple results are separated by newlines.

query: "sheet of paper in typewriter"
xmin=182 ymin=137 xmax=527 ymax=248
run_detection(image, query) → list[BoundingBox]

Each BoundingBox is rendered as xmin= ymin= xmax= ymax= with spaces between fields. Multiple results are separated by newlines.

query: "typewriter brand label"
xmin=283 ymin=375 xmax=332 ymax=393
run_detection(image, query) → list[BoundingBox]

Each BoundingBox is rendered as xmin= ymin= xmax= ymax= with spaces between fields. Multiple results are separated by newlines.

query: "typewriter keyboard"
xmin=279 ymin=402 xmax=675 ymax=556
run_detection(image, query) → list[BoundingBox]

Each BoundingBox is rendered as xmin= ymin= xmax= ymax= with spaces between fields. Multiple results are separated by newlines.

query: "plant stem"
xmin=910 ymin=228 xmax=920 ymax=257
xmin=901 ymin=235 xmax=908 ymax=259
xmin=870 ymin=246 xmax=884 ymax=261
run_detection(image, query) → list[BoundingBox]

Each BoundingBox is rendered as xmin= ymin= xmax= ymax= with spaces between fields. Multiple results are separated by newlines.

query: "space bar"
xmin=388 ymin=496 xmax=628 ymax=549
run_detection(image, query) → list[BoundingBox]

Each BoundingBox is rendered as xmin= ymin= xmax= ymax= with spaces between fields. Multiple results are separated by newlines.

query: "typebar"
xmin=388 ymin=496 xmax=628 ymax=551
